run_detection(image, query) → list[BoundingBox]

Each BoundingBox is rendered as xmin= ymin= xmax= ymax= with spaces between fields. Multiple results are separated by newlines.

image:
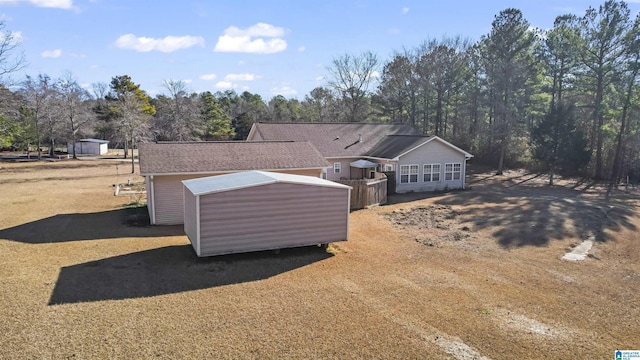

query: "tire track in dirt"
xmin=334 ymin=276 xmax=491 ymax=360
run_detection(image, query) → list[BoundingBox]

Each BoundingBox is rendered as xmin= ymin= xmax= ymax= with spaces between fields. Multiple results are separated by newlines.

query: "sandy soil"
xmin=0 ymin=160 xmax=638 ymax=359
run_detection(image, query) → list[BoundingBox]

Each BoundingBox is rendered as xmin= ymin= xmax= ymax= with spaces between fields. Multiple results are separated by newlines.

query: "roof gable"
xmin=139 ymin=141 xmax=330 ymax=175
xmin=250 ymin=122 xmax=421 ymax=158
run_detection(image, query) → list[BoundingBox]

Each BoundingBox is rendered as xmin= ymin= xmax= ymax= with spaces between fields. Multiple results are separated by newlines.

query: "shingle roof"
xmin=251 ymin=122 xmax=421 ymax=158
xmin=364 ymin=135 xmax=434 ymax=159
xmin=139 ymin=141 xmax=330 ymax=175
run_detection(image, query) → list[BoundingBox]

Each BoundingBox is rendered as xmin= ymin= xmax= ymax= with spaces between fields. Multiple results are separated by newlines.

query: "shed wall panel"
xmin=197 ymin=182 xmax=349 ymax=256
xmin=183 ymin=188 xmax=198 ymax=254
xmin=152 ymin=170 xmax=323 ymax=225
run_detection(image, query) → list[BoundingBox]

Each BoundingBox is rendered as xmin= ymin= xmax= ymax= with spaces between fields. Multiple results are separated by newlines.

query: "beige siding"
xmin=396 ymin=140 xmax=467 ymax=193
xmin=183 ymin=188 xmax=199 ymax=254
xmin=326 ymin=158 xmax=354 ymax=181
xmin=152 ymin=170 xmax=323 ymax=225
xmin=153 ymin=174 xmax=210 ymax=225
xmin=197 ymin=182 xmax=349 ymax=256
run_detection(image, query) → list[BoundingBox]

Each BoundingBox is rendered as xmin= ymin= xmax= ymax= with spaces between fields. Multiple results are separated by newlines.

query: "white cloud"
xmin=271 ymin=86 xmax=297 ymax=97
xmin=387 ymin=28 xmax=400 ymax=35
xmin=224 ymin=73 xmax=258 ymax=81
xmin=41 ymin=49 xmax=62 ymax=58
xmin=183 ymin=79 xmax=192 ymax=84
xmin=200 ymin=73 xmax=217 ymax=81
xmin=370 ymin=70 xmax=380 ymax=79
xmin=402 ymin=7 xmax=409 ymax=14
xmin=315 ymin=76 xmax=324 ymax=81
xmin=214 ymin=22 xmax=287 ymax=54
xmin=223 ymin=23 xmax=286 ymax=37
xmin=215 ymin=81 xmax=236 ymax=89
xmin=298 ymin=46 xmax=306 ymax=52
xmin=115 ymin=34 xmax=205 ymax=53
xmin=0 ymin=0 xmax=74 ymax=9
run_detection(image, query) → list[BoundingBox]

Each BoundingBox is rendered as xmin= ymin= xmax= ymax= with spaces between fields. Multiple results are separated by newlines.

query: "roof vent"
xmin=358 ymin=134 xmax=362 ymax=142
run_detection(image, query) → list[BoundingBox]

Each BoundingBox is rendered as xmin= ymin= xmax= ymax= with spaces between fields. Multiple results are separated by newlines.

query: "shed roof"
xmin=139 ymin=141 xmax=330 ymax=176
xmin=78 ymin=138 xmax=109 ymax=144
xmin=249 ymin=122 xmax=420 ymax=158
xmin=183 ymin=170 xmax=351 ymax=196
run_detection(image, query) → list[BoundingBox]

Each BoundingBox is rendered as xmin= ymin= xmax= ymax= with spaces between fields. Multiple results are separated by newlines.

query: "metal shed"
xmin=67 ymin=139 xmax=109 ymax=155
xmin=182 ymin=171 xmax=351 ymax=257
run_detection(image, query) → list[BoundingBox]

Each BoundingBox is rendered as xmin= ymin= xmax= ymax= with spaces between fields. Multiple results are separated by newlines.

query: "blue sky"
xmin=2 ymin=0 xmax=639 ymax=100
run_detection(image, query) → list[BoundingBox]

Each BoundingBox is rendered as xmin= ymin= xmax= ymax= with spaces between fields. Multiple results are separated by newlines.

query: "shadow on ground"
xmin=0 ymin=208 xmax=182 ymax=243
xmin=48 ymin=245 xmax=332 ymax=304
xmin=435 ymin=185 xmax=638 ymax=248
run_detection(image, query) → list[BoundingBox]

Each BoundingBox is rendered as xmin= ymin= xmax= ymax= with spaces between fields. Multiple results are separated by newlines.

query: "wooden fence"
xmin=337 ymin=174 xmax=388 ymax=210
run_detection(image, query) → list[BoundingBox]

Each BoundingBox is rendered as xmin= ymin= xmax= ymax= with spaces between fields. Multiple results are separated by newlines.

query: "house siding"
xmin=153 ymin=174 xmax=211 ymax=225
xmin=151 ymin=169 xmax=323 ymax=225
xmin=326 ymin=158 xmax=354 ymax=181
xmin=196 ymin=182 xmax=349 ymax=256
xmin=395 ymin=140 xmax=466 ymax=193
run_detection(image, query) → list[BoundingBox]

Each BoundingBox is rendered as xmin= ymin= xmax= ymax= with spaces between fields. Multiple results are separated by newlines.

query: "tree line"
xmin=1 ymin=0 xmax=639 ymax=182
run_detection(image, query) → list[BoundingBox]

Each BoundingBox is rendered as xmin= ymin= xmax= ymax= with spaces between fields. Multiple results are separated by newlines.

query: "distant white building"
xmin=67 ymin=139 xmax=109 ymax=155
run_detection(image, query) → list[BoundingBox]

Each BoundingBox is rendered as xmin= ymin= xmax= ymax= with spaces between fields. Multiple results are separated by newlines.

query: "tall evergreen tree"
xmin=531 ymin=102 xmax=590 ymax=184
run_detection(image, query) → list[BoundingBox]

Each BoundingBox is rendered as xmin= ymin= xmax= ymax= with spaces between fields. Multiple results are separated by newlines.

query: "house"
xmin=182 ymin=171 xmax=351 ymax=257
xmin=247 ymin=122 xmax=473 ymax=193
xmin=139 ymin=141 xmax=330 ymax=225
xmin=67 ymin=139 xmax=109 ymax=155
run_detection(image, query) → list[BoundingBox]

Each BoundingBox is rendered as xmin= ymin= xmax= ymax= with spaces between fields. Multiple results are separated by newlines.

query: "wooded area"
xmin=1 ymin=0 xmax=639 ymax=182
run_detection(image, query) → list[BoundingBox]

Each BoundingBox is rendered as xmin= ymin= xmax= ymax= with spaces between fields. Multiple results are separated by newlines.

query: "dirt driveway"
xmin=0 ymin=161 xmax=638 ymax=359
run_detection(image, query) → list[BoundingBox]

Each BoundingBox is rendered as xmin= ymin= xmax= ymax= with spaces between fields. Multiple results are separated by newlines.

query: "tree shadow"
xmin=48 ymin=245 xmax=333 ymax=305
xmin=435 ymin=186 xmax=638 ymax=248
xmin=0 ymin=208 xmax=183 ymax=244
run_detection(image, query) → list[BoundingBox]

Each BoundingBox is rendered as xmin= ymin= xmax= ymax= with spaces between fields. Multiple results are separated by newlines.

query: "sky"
xmin=1 ymin=0 xmax=639 ymax=100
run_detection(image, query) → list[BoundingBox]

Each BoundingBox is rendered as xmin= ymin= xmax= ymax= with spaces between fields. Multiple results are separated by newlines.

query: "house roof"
xmin=365 ymin=135 xmax=434 ymax=159
xmin=249 ymin=122 xmax=421 ymax=158
xmin=183 ymin=170 xmax=351 ymax=196
xmin=366 ymin=135 xmax=474 ymax=159
xmin=139 ymin=141 xmax=331 ymax=176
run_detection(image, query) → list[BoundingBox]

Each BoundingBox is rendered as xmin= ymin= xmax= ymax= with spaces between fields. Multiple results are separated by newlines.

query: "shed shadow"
xmin=48 ymin=245 xmax=332 ymax=305
xmin=0 ymin=208 xmax=183 ymax=244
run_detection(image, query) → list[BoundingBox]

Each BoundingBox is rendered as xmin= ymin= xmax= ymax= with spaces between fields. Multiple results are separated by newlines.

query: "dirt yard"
xmin=0 ymin=160 xmax=638 ymax=359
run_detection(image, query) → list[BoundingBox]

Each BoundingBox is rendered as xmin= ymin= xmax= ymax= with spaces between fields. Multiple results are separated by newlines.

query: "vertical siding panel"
xmin=152 ymin=170 xmax=323 ymax=225
xmin=183 ymin=187 xmax=198 ymax=254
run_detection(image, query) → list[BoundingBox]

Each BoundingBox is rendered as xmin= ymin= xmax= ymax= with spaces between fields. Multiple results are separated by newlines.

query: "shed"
xmin=182 ymin=171 xmax=351 ymax=257
xmin=67 ymin=139 xmax=109 ymax=155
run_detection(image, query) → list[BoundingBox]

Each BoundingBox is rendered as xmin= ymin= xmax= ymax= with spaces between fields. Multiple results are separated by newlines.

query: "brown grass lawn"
xmin=1 ymin=160 xmax=638 ymax=359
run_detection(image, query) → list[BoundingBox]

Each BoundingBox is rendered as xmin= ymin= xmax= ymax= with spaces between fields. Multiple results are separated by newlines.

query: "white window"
xmin=322 ymin=169 xmax=327 ymax=179
xmin=423 ymin=164 xmax=441 ymax=182
xmin=445 ymin=163 xmax=461 ymax=181
xmin=400 ymin=164 xmax=419 ymax=184
xmin=384 ymin=164 xmax=394 ymax=171
xmin=333 ymin=162 xmax=341 ymax=174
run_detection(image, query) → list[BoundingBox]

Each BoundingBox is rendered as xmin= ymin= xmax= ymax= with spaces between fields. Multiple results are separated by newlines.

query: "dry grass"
xmin=1 ymin=160 xmax=639 ymax=359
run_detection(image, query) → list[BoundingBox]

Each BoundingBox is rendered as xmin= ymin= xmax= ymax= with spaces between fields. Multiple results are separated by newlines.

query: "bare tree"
xmin=327 ymin=51 xmax=379 ymax=122
xmin=0 ymin=21 xmax=26 ymax=85
xmin=153 ymin=79 xmax=201 ymax=140
xmin=21 ymin=74 xmax=55 ymax=159
xmin=56 ymin=72 xmax=93 ymax=159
